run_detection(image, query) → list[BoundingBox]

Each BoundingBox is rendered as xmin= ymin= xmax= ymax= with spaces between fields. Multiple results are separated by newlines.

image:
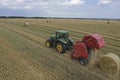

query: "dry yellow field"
xmin=0 ymin=18 xmax=120 ymax=80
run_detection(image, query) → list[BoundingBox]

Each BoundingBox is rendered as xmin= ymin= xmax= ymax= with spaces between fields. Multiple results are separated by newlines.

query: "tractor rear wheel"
xmin=56 ymin=43 xmax=66 ymax=53
xmin=79 ymin=58 xmax=87 ymax=65
xmin=45 ymin=39 xmax=53 ymax=47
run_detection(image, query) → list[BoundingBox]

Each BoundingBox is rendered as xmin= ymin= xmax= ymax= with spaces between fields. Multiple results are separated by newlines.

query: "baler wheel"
xmin=79 ymin=58 xmax=87 ymax=65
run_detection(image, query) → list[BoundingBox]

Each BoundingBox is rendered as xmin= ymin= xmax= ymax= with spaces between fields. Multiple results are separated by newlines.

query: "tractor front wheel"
xmin=56 ymin=43 xmax=66 ymax=53
xmin=79 ymin=58 xmax=87 ymax=65
xmin=45 ymin=39 xmax=53 ymax=47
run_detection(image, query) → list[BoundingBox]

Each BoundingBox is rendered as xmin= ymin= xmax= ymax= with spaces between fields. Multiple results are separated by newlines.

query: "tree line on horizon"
xmin=0 ymin=16 xmax=119 ymax=21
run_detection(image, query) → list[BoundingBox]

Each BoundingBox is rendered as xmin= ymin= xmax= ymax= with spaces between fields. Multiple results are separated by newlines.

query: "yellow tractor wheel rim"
xmin=46 ymin=42 xmax=50 ymax=47
xmin=57 ymin=45 xmax=62 ymax=52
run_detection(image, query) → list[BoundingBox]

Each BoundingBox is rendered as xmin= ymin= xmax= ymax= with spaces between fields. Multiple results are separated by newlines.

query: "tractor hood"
xmin=50 ymin=34 xmax=56 ymax=39
xmin=58 ymin=39 xmax=68 ymax=44
xmin=58 ymin=37 xmax=74 ymax=45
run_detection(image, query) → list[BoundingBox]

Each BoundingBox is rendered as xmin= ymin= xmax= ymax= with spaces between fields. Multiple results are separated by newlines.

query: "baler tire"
xmin=79 ymin=58 xmax=87 ymax=65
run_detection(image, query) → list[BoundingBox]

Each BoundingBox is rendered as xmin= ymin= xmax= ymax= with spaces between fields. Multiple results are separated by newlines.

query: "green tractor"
xmin=45 ymin=30 xmax=74 ymax=53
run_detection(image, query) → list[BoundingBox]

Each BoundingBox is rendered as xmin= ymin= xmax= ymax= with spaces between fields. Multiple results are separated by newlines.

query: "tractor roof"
xmin=57 ymin=30 xmax=69 ymax=33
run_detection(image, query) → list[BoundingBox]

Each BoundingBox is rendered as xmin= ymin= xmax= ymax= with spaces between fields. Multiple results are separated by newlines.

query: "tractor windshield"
xmin=56 ymin=30 xmax=69 ymax=39
xmin=63 ymin=33 xmax=69 ymax=38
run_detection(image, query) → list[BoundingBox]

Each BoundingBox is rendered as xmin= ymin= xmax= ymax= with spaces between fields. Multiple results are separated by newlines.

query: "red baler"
xmin=71 ymin=34 xmax=105 ymax=65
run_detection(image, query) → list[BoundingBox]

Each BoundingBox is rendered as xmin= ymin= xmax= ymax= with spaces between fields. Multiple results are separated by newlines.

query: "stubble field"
xmin=0 ymin=18 xmax=120 ymax=80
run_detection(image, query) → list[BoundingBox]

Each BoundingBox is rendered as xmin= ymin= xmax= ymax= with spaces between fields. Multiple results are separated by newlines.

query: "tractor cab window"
xmin=56 ymin=32 xmax=69 ymax=39
xmin=56 ymin=32 xmax=62 ymax=38
xmin=63 ymin=33 xmax=69 ymax=38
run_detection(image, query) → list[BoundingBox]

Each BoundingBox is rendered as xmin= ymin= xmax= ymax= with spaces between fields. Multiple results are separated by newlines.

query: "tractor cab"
xmin=46 ymin=30 xmax=74 ymax=53
xmin=56 ymin=30 xmax=69 ymax=39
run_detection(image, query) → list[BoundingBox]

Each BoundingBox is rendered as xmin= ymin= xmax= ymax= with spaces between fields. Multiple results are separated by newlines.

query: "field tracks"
xmin=0 ymin=37 xmax=59 ymax=80
xmin=0 ymin=24 xmax=45 ymax=45
xmin=0 ymin=23 xmax=110 ymax=80
xmin=0 ymin=21 xmax=119 ymax=49
xmin=31 ymin=23 xmax=120 ymax=49
xmin=1 ymin=21 xmax=120 ymax=80
xmin=0 ymin=22 xmax=119 ymax=55
xmin=32 ymin=23 xmax=120 ymax=41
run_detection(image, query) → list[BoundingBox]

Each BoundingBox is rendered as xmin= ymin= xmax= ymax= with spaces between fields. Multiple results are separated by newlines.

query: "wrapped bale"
xmin=98 ymin=53 xmax=120 ymax=74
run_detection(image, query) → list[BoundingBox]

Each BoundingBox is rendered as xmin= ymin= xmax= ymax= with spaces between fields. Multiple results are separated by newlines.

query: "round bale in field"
xmin=24 ymin=22 xmax=30 ymax=27
xmin=107 ymin=21 xmax=110 ymax=24
xmin=98 ymin=53 xmax=120 ymax=74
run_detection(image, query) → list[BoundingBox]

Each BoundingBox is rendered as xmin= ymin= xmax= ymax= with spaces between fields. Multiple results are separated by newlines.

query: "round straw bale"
xmin=98 ymin=53 xmax=120 ymax=74
xmin=24 ymin=22 xmax=30 ymax=27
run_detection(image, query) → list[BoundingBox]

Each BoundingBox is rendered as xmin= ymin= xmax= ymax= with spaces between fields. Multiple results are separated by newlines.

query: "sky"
xmin=0 ymin=0 xmax=120 ymax=18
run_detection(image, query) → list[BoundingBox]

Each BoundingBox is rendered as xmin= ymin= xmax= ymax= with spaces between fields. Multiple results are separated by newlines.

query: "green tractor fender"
xmin=68 ymin=38 xmax=74 ymax=45
xmin=67 ymin=38 xmax=74 ymax=50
